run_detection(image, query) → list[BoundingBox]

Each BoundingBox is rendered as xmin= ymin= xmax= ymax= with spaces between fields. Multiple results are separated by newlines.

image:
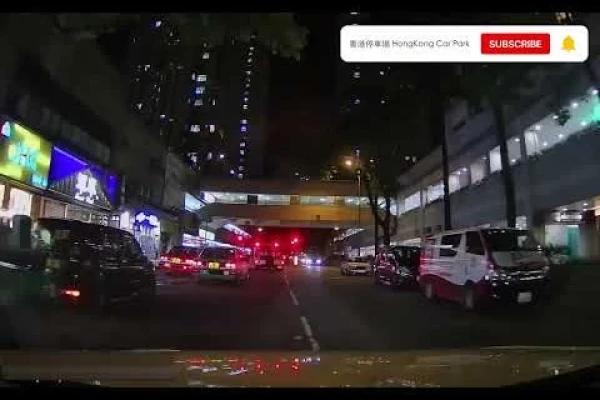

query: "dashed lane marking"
xmin=300 ymin=316 xmax=320 ymax=352
xmin=289 ymin=289 xmax=300 ymax=306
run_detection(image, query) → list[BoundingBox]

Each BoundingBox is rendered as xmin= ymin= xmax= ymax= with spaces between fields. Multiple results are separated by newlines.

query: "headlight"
xmin=306 ymin=258 xmax=313 ymax=265
xmin=316 ymin=258 xmax=322 ymax=265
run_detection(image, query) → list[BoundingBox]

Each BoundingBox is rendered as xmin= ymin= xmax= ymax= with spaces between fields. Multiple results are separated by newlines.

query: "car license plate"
xmin=517 ymin=292 xmax=532 ymax=304
xmin=208 ymin=262 xmax=220 ymax=270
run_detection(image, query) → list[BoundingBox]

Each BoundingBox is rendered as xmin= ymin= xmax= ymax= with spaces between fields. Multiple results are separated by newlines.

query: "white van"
xmin=418 ymin=228 xmax=550 ymax=310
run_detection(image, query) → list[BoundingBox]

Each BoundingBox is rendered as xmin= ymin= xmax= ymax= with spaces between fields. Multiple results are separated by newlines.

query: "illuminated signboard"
xmin=0 ymin=120 xmax=52 ymax=188
xmin=48 ymin=146 xmax=118 ymax=210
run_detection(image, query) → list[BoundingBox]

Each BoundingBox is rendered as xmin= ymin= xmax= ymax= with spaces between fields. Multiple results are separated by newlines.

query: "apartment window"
xmin=206 ymin=152 xmax=213 ymax=160
xmin=242 ymin=104 xmax=248 ymax=110
xmin=241 ymin=126 xmax=247 ymax=132
xmin=243 ymin=97 xmax=249 ymax=103
xmin=489 ymin=146 xmax=502 ymax=173
xmin=209 ymin=124 xmax=215 ymax=133
xmin=155 ymin=20 xmax=162 ymax=28
xmin=194 ymin=99 xmax=203 ymax=106
xmin=190 ymin=124 xmax=200 ymax=133
xmin=240 ymin=149 xmax=245 ymax=155
xmin=247 ymin=58 xmax=253 ymax=63
xmin=245 ymin=70 xmax=252 ymax=76
xmin=202 ymin=52 xmax=210 ymax=59
xmin=238 ymin=173 xmax=244 ymax=179
xmin=448 ymin=173 xmax=460 ymax=193
xmin=240 ymin=142 xmax=246 ymax=148
xmin=353 ymin=71 xmax=360 ymax=78
xmin=197 ymin=75 xmax=207 ymax=82
xmin=354 ymin=98 xmax=361 ymax=105
xmin=239 ymin=165 xmax=245 ymax=171
xmin=211 ymin=99 xmax=216 ymax=106
xmin=241 ymin=119 xmax=248 ymax=124
xmin=196 ymin=86 xmax=205 ymax=95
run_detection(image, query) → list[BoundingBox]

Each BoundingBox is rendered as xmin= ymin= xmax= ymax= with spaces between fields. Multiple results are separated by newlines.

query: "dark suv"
xmin=36 ymin=218 xmax=156 ymax=309
xmin=374 ymin=245 xmax=421 ymax=288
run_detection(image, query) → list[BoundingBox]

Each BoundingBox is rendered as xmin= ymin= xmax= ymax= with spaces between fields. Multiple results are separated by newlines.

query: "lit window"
xmin=489 ymin=146 xmax=502 ymax=173
xmin=240 ymin=149 xmax=245 ymax=155
xmin=202 ymin=52 xmax=210 ymax=59
xmin=241 ymin=126 xmax=247 ymax=132
xmin=239 ymin=165 xmax=245 ymax=171
xmin=194 ymin=99 xmax=203 ymax=106
xmin=159 ymin=114 xmax=166 ymax=119
xmin=470 ymin=158 xmax=488 ymax=184
xmin=353 ymin=71 xmax=360 ymax=78
xmin=230 ymin=169 xmax=235 ymax=175
xmin=206 ymin=152 xmax=213 ymax=160
xmin=240 ymin=142 xmax=246 ymax=148
xmin=219 ymin=153 xmax=225 ymax=160
xmin=249 ymin=46 xmax=255 ymax=50
xmin=136 ymin=103 xmax=143 ymax=110
xmin=243 ymin=97 xmax=249 ymax=103
xmin=238 ymin=173 xmax=244 ymax=179
xmin=247 ymin=58 xmax=253 ymax=63
xmin=243 ymin=104 xmax=248 ymax=110
xmin=241 ymin=119 xmax=248 ymax=124
xmin=155 ymin=20 xmax=162 ymax=28
xmin=197 ymin=75 xmax=207 ymax=82
xmin=245 ymin=70 xmax=252 ymax=75
xmin=191 ymin=73 xmax=196 ymax=81
xmin=212 ymin=99 xmax=216 ymax=105
xmin=209 ymin=124 xmax=215 ymax=133
xmin=190 ymin=124 xmax=201 ymax=133
xmin=195 ymin=86 xmax=205 ymax=95
xmin=144 ymin=65 xmax=150 ymax=71
xmin=245 ymin=83 xmax=251 ymax=88
xmin=379 ymin=70 xmax=384 ymax=75
xmin=380 ymin=99 xmax=386 ymax=104
xmin=507 ymin=136 xmax=522 ymax=164
xmin=354 ymin=98 xmax=361 ymax=105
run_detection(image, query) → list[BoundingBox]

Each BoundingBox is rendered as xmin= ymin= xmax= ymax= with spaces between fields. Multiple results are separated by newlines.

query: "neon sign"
xmin=0 ymin=121 xmax=52 ymax=189
xmin=134 ymin=212 xmax=159 ymax=227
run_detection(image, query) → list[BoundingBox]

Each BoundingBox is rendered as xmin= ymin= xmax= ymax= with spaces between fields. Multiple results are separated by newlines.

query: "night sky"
xmin=264 ymin=13 xmax=338 ymax=178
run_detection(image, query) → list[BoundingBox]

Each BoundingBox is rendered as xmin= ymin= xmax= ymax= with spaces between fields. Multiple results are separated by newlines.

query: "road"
xmin=2 ymin=265 xmax=600 ymax=351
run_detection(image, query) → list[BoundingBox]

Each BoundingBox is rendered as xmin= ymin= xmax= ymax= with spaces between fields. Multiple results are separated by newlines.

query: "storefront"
xmin=117 ymin=209 xmax=162 ymax=261
xmin=0 ymin=119 xmax=52 ymax=227
xmin=45 ymin=146 xmax=119 ymax=225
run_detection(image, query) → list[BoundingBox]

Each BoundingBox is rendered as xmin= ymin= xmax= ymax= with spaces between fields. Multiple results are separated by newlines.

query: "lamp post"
xmin=345 ymin=150 xmax=362 ymax=257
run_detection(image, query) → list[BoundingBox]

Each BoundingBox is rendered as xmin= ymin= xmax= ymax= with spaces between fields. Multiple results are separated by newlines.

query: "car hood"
xmin=2 ymin=347 xmax=600 ymax=387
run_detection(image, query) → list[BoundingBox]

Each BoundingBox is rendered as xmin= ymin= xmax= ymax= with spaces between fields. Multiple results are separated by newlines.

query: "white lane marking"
xmin=289 ymin=289 xmax=299 ymax=306
xmin=300 ymin=316 xmax=320 ymax=352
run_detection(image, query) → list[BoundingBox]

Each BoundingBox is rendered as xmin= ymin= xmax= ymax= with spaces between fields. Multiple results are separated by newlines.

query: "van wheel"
xmin=423 ymin=280 xmax=436 ymax=301
xmin=463 ymin=284 xmax=477 ymax=311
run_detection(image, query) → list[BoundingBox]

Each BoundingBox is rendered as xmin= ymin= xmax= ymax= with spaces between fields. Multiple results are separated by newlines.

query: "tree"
xmin=339 ymin=66 xmax=430 ymax=246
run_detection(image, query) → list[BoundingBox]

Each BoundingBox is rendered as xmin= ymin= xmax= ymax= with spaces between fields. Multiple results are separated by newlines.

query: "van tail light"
xmin=225 ymin=262 xmax=236 ymax=269
xmin=61 ymin=289 xmax=81 ymax=298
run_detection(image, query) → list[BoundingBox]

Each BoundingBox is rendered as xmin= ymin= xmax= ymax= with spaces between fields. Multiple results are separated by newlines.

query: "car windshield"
xmin=202 ymin=247 xmax=236 ymax=259
xmin=482 ymin=229 xmax=542 ymax=252
xmin=3 ymin=11 xmax=600 ymax=389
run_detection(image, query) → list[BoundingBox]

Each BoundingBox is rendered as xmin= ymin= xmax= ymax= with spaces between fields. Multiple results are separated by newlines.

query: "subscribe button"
xmin=481 ymin=33 xmax=550 ymax=54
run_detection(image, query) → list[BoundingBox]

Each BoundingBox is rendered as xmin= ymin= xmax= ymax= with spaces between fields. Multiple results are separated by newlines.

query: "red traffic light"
xmin=255 ymin=242 xmax=261 ymax=247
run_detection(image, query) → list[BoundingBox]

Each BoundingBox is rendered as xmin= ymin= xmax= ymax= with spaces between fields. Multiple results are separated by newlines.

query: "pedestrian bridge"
xmin=186 ymin=178 xmax=374 ymax=230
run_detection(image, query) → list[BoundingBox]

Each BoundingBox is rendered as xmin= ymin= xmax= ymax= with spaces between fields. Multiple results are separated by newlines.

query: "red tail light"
xmin=225 ymin=262 xmax=236 ymax=269
xmin=184 ymin=259 xmax=197 ymax=265
xmin=61 ymin=289 xmax=80 ymax=298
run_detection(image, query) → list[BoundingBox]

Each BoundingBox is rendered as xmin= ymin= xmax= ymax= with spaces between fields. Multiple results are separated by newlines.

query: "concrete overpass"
xmin=187 ymin=178 xmax=374 ymax=230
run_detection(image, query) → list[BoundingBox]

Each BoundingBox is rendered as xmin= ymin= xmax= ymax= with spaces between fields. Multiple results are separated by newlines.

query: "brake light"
xmin=61 ymin=289 xmax=80 ymax=298
xmin=185 ymin=259 xmax=197 ymax=265
xmin=225 ymin=262 xmax=236 ymax=269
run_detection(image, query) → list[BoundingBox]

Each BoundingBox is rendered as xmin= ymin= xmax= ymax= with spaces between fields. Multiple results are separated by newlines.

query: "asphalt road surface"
xmin=2 ymin=265 xmax=600 ymax=351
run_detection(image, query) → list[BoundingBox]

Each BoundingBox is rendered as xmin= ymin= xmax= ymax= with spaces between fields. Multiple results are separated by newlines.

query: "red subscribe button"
xmin=481 ymin=33 xmax=550 ymax=54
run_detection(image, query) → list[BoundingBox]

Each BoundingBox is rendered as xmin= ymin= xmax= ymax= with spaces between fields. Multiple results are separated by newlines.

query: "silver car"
xmin=340 ymin=257 xmax=372 ymax=276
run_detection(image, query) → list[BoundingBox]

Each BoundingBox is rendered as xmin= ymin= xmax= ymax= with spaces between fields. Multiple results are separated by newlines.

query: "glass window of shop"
xmin=300 ymin=196 xmax=335 ymax=205
xmin=507 ymin=136 xmax=522 ymax=165
xmin=404 ymin=191 xmax=421 ymax=212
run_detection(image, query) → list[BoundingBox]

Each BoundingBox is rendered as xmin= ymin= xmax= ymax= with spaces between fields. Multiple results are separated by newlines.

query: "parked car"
xmin=373 ymin=246 xmax=421 ymax=287
xmin=160 ymin=246 xmax=203 ymax=275
xmin=340 ymin=256 xmax=372 ymax=276
xmin=418 ymin=228 xmax=550 ymax=311
xmin=197 ymin=247 xmax=250 ymax=285
xmin=35 ymin=218 xmax=156 ymax=310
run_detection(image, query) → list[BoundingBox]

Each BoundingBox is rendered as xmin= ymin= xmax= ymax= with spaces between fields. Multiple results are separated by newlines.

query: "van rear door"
xmin=440 ymin=233 xmax=463 ymax=286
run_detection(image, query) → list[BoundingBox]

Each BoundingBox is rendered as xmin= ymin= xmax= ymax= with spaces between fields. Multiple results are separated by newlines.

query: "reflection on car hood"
xmin=2 ymin=347 xmax=600 ymax=387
